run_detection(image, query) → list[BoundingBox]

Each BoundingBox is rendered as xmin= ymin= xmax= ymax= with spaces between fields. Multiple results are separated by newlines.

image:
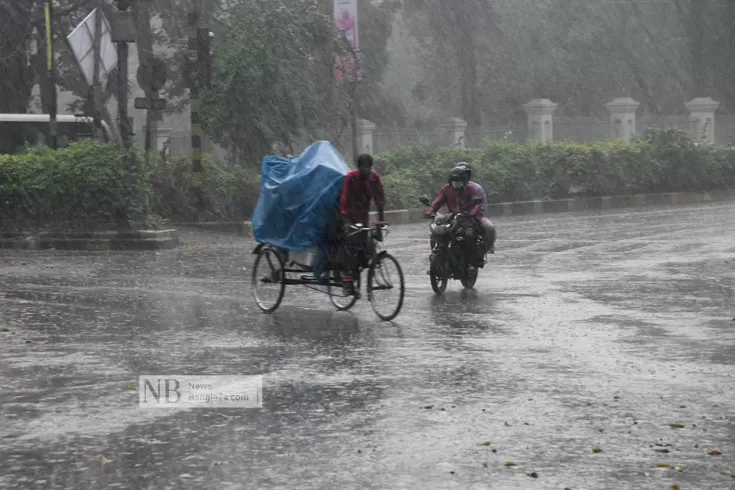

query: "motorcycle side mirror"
xmin=419 ymin=196 xmax=431 ymax=206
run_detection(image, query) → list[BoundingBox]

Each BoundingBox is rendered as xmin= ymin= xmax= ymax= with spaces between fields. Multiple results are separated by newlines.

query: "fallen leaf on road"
xmin=654 ymin=449 xmax=670 ymax=453
xmin=480 ymin=441 xmax=491 ymax=446
xmin=505 ymin=462 xmax=516 ymax=467
xmin=482 ymin=461 xmax=488 ymax=468
xmin=423 ymin=405 xmax=434 ymax=410
xmin=97 ymin=456 xmax=111 ymax=465
xmin=669 ymin=423 xmax=685 ymax=429
xmin=527 ymin=471 xmax=538 ymax=478
xmin=679 ymin=405 xmax=687 ymax=408
xmin=127 ymin=384 xmax=135 ymax=390
xmin=639 ymin=471 xmax=649 ymax=476
xmin=658 ymin=464 xmax=672 ymax=468
xmin=671 ymin=484 xmax=680 ymax=489
xmin=0 ymin=328 xmax=9 ymax=332
xmin=592 ymin=448 xmax=602 ymax=453
xmin=708 ymin=449 xmax=722 ymax=456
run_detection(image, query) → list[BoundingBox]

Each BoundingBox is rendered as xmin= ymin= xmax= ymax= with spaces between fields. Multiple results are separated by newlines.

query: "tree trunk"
xmin=0 ymin=0 xmax=34 ymax=153
xmin=688 ymin=0 xmax=706 ymax=97
xmin=456 ymin=3 xmax=482 ymax=127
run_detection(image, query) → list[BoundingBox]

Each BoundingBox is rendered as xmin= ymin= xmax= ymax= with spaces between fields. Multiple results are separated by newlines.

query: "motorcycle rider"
xmin=455 ymin=162 xmax=495 ymax=254
xmin=424 ymin=166 xmax=486 ymax=268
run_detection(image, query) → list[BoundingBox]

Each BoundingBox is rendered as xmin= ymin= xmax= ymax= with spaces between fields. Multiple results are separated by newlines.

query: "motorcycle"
xmin=419 ymin=196 xmax=487 ymax=295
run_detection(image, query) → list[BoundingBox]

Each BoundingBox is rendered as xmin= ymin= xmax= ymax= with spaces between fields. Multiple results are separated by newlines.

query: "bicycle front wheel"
xmin=367 ymin=252 xmax=405 ymax=322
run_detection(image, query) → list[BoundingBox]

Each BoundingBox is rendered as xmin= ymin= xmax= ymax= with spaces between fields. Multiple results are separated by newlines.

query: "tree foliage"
xmin=201 ymin=0 xmax=353 ymax=162
xmin=399 ymin=0 xmax=735 ymax=126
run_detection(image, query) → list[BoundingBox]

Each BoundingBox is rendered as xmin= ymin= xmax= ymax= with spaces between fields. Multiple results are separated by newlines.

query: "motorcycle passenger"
xmin=338 ymin=153 xmax=386 ymax=297
xmin=455 ymin=162 xmax=495 ymax=254
xmin=425 ymin=166 xmax=485 ymax=267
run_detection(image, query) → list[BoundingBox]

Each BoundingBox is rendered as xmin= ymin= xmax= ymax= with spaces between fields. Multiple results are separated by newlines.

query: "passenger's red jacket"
xmin=427 ymin=184 xmax=483 ymax=217
xmin=340 ymin=169 xmax=385 ymax=225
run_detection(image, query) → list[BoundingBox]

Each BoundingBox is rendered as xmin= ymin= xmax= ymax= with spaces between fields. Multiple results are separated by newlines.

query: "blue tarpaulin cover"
xmin=252 ymin=141 xmax=349 ymax=252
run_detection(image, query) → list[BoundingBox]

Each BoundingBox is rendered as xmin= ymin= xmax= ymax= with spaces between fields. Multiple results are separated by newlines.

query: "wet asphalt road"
xmin=1 ymin=203 xmax=734 ymax=490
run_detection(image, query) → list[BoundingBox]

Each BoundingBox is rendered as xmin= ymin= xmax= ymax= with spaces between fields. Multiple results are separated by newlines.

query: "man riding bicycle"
xmin=455 ymin=162 xmax=495 ymax=254
xmin=337 ymin=153 xmax=386 ymax=297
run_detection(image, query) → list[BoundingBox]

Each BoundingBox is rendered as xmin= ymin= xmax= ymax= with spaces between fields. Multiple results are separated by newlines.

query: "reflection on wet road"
xmin=1 ymin=203 xmax=734 ymax=489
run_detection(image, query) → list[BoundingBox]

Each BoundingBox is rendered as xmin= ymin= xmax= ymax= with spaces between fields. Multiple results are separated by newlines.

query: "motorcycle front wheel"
xmin=461 ymin=263 xmax=478 ymax=289
xmin=429 ymin=252 xmax=448 ymax=295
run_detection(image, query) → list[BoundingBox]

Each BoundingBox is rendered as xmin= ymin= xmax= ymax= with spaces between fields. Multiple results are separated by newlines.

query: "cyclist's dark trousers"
xmin=338 ymin=226 xmax=369 ymax=281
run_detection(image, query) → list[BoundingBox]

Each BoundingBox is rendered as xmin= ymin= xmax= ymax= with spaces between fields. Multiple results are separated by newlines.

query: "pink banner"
xmin=334 ymin=0 xmax=361 ymax=82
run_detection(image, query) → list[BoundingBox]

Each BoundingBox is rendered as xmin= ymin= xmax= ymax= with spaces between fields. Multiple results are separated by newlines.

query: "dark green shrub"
xmin=0 ymin=141 xmax=146 ymax=230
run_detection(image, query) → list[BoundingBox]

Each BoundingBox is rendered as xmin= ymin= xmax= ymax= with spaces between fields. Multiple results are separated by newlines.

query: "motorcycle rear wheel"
xmin=429 ymin=252 xmax=448 ymax=295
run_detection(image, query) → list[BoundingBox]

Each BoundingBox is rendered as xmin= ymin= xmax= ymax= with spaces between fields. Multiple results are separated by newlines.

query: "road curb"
xmin=8 ymin=190 xmax=727 ymax=246
xmin=0 ymin=229 xmax=180 ymax=251
xmin=163 ymin=189 xmax=735 ymax=239
xmin=370 ymin=189 xmax=735 ymax=224
xmin=171 ymin=221 xmax=253 ymax=237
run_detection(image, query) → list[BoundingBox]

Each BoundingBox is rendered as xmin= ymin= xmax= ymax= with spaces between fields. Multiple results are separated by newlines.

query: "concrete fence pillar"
xmin=685 ymin=97 xmax=720 ymax=144
xmin=357 ymin=119 xmax=376 ymax=154
xmin=606 ymin=98 xmax=640 ymax=141
xmin=523 ymin=99 xmax=558 ymax=143
xmin=441 ymin=117 xmax=468 ymax=148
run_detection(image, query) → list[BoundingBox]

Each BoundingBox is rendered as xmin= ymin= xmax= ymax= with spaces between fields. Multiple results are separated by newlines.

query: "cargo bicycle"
xmin=251 ymin=221 xmax=405 ymax=321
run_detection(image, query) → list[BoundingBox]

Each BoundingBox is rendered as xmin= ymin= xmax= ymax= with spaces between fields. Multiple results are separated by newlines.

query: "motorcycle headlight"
xmin=431 ymin=223 xmax=450 ymax=235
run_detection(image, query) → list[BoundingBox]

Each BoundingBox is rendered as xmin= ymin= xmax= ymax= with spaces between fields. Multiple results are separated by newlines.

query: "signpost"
xmin=67 ymin=8 xmax=118 ymax=140
xmin=333 ymin=0 xmax=361 ymax=160
xmin=111 ymin=0 xmax=137 ymax=148
xmin=136 ymin=56 xmax=168 ymax=166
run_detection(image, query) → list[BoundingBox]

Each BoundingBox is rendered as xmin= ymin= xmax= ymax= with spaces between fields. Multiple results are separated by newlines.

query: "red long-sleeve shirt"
xmin=340 ymin=169 xmax=385 ymax=225
xmin=427 ymin=184 xmax=483 ymax=217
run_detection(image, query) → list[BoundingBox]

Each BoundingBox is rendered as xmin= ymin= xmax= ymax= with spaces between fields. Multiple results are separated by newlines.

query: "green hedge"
xmin=149 ymin=154 xmax=259 ymax=222
xmin=376 ymin=129 xmax=735 ymax=209
xmin=0 ymin=141 xmax=147 ymax=230
xmin=0 ymin=141 xmax=261 ymax=230
xmin=2 ymin=129 xmax=734 ymax=231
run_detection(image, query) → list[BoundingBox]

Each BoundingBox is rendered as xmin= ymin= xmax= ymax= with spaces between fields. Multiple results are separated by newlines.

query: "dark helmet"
xmin=456 ymin=162 xmax=472 ymax=180
xmin=448 ymin=166 xmax=467 ymax=189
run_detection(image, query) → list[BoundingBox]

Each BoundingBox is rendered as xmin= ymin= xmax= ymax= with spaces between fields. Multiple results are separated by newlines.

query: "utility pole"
xmin=114 ymin=0 xmax=133 ymax=149
xmin=45 ymin=1 xmax=57 ymax=149
xmin=92 ymin=6 xmax=103 ymax=140
xmin=350 ymin=82 xmax=358 ymax=161
xmin=188 ymin=0 xmax=206 ymax=221
xmin=188 ymin=0 xmax=202 ymax=182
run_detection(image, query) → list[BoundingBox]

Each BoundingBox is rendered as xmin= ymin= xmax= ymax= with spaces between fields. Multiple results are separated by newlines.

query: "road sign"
xmin=67 ymin=8 xmax=117 ymax=87
xmin=136 ymin=57 xmax=167 ymax=92
xmin=134 ymin=97 xmax=166 ymax=110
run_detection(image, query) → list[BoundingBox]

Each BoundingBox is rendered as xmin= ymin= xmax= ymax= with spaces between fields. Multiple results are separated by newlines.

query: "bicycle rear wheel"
xmin=328 ymin=269 xmax=359 ymax=311
xmin=368 ymin=252 xmax=405 ymax=321
xmin=251 ymin=246 xmax=286 ymax=313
